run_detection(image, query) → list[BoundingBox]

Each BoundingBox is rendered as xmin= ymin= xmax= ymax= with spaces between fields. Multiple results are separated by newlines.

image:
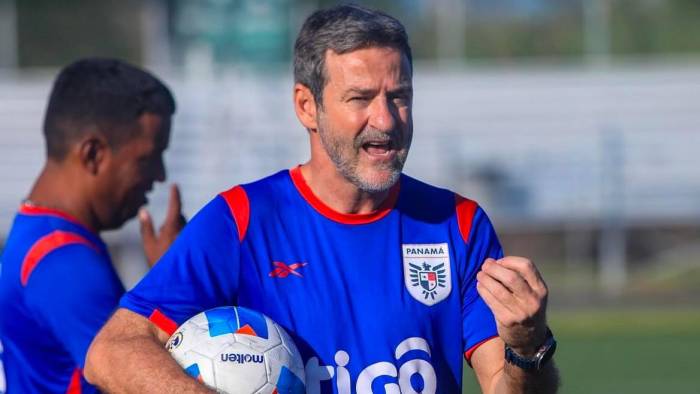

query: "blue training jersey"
xmin=0 ymin=204 xmax=124 ymax=393
xmin=121 ymin=167 xmax=503 ymax=393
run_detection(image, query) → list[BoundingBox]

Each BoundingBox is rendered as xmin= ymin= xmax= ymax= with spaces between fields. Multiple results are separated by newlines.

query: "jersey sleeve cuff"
xmin=148 ymin=309 xmax=178 ymax=336
xmin=464 ymin=335 xmax=499 ymax=367
xmin=119 ymin=293 xmax=178 ymax=336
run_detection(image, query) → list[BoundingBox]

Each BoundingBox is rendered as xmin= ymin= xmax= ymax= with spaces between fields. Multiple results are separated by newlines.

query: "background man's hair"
xmin=43 ymin=57 xmax=176 ymax=160
xmin=293 ymin=4 xmax=412 ymax=107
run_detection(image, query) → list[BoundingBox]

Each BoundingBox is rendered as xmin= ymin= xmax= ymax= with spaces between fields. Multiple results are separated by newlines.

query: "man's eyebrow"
xmin=342 ymin=83 xmax=413 ymax=100
xmin=341 ymin=87 xmax=376 ymax=100
xmin=388 ymin=83 xmax=413 ymax=95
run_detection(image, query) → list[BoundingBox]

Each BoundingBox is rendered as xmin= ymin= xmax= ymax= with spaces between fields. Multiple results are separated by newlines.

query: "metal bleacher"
xmin=1 ymin=61 xmax=699 ymax=284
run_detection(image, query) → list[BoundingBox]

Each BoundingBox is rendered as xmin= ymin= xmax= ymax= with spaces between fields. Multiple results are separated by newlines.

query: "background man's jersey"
xmin=0 ymin=204 xmax=124 ymax=393
xmin=121 ymin=167 xmax=503 ymax=393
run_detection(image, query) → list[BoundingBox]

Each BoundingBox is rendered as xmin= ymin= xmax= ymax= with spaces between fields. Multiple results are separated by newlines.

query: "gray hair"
xmin=293 ymin=4 xmax=413 ymax=107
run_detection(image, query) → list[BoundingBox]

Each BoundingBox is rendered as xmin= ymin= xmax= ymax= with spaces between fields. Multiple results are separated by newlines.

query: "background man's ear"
xmin=78 ymin=135 xmax=109 ymax=175
xmin=293 ymin=83 xmax=319 ymax=132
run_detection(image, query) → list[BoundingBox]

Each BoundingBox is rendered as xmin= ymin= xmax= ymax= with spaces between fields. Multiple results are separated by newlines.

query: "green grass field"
xmin=462 ymin=308 xmax=700 ymax=393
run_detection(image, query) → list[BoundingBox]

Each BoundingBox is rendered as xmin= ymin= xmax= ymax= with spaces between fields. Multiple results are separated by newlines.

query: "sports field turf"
xmin=462 ymin=308 xmax=700 ymax=393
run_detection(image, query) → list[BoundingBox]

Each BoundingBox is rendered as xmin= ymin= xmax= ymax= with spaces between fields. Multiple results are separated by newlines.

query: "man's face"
xmin=316 ymin=46 xmax=413 ymax=192
xmin=95 ymin=113 xmax=170 ymax=230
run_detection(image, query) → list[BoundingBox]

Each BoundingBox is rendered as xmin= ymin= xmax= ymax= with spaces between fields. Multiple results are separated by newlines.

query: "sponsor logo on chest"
xmin=402 ymin=243 xmax=451 ymax=306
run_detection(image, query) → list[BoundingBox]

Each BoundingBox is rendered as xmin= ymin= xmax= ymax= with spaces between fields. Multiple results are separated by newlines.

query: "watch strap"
xmin=504 ymin=327 xmax=557 ymax=371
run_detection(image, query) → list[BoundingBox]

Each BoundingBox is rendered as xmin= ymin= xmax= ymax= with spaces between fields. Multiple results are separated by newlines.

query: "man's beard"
xmin=317 ymin=115 xmax=411 ymax=193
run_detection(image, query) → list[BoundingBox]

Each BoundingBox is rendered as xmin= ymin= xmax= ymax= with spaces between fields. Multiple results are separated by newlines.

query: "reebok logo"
xmin=269 ymin=261 xmax=307 ymax=278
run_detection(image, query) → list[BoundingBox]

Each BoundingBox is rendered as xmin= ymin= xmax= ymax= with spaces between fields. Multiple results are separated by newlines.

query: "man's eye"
xmin=138 ymin=157 xmax=153 ymax=168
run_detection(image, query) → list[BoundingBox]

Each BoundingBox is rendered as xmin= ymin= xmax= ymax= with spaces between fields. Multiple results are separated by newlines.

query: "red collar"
xmin=19 ymin=202 xmax=90 ymax=229
xmin=289 ymin=166 xmax=400 ymax=225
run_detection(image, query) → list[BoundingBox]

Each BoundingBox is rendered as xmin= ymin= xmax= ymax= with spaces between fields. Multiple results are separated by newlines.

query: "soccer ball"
xmin=165 ymin=306 xmax=305 ymax=394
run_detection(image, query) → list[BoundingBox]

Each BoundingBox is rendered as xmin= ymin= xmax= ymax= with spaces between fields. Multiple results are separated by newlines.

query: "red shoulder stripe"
xmin=21 ymin=231 xmax=98 ymax=286
xmin=149 ymin=309 xmax=178 ymax=336
xmin=455 ymin=194 xmax=478 ymax=243
xmin=219 ymin=185 xmax=250 ymax=241
xmin=464 ymin=335 xmax=499 ymax=366
xmin=65 ymin=367 xmax=82 ymax=394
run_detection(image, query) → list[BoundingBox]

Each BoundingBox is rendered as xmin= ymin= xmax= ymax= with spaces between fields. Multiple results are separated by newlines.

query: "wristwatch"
xmin=504 ymin=327 xmax=557 ymax=371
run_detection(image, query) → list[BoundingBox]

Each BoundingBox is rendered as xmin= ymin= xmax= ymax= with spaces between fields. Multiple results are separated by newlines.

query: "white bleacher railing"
xmin=3 ymin=63 xmax=699 ymax=232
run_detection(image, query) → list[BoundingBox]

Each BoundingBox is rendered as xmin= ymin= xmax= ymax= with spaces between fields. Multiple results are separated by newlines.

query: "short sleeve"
xmin=460 ymin=206 xmax=504 ymax=361
xmin=119 ymin=196 xmax=241 ymax=331
xmin=23 ymin=244 xmax=124 ymax=368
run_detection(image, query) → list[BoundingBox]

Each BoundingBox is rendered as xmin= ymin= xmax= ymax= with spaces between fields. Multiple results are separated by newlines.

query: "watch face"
xmin=506 ymin=329 xmax=557 ymax=371
xmin=539 ymin=337 xmax=557 ymax=368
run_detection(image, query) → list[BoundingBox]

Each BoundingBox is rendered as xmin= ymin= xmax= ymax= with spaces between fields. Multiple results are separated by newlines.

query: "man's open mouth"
xmin=362 ymin=141 xmax=394 ymax=156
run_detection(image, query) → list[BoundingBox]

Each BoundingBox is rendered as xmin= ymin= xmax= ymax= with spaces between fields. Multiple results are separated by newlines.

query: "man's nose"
xmin=155 ymin=158 xmax=166 ymax=182
xmin=369 ymin=96 xmax=398 ymax=132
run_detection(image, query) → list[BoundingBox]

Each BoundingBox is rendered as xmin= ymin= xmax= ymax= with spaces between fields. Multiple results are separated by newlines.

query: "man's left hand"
xmin=476 ymin=256 xmax=549 ymax=356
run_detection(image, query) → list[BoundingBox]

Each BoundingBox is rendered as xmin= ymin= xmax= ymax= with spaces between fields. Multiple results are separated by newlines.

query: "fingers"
xmin=165 ymin=184 xmax=183 ymax=226
xmin=478 ymin=256 xmax=550 ymax=354
xmin=477 ymin=272 xmax=517 ymax=314
xmin=476 ymin=280 xmax=519 ymax=328
xmin=137 ymin=185 xmax=185 ymax=267
xmin=139 ymin=207 xmax=156 ymax=245
xmin=477 ymin=257 xmax=548 ymax=327
xmin=141 ymin=184 xmax=185 ymax=267
xmin=497 ymin=256 xmax=547 ymax=296
xmin=481 ymin=258 xmax=534 ymax=297
xmin=139 ymin=208 xmax=159 ymax=265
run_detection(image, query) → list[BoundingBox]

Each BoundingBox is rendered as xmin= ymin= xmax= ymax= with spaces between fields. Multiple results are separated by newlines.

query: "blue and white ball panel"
xmin=184 ymin=363 xmax=202 ymax=380
xmin=205 ymin=306 xmax=269 ymax=340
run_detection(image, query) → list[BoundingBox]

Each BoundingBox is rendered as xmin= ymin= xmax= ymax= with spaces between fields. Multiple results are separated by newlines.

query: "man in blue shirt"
xmin=86 ymin=6 xmax=560 ymax=393
xmin=0 ymin=58 xmax=185 ymax=393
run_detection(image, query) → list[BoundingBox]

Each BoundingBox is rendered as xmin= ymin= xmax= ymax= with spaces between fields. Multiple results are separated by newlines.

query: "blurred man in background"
xmin=86 ymin=6 xmax=559 ymax=393
xmin=0 ymin=58 xmax=184 ymax=393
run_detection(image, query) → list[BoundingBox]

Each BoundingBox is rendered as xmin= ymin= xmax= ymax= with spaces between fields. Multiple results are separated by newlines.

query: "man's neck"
xmin=299 ymin=161 xmax=392 ymax=215
xmin=27 ymin=161 xmax=99 ymax=233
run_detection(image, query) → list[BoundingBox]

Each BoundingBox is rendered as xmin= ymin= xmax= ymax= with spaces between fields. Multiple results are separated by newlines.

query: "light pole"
xmin=0 ymin=0 xmax=18 ymax=69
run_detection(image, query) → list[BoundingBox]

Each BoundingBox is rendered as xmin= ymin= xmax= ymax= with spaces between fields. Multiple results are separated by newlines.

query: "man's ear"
xmin=294 ymin=83 xmax=319 ymax=132
xmin=77 ymin=134 xmax=109 ymax=175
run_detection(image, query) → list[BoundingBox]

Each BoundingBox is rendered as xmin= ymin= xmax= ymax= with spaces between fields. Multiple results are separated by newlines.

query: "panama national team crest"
xmin=402 ymin=243 xmax=451 ymax=306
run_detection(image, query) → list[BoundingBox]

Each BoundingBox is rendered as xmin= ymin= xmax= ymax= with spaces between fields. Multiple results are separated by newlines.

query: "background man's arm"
xmin=472 ymin=256 xmax=561 ymax=393
xmin=84 ymin=308 xmax=213 ymax=393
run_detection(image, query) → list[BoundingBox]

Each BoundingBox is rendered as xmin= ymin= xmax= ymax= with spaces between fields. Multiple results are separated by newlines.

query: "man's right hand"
xmin=139 ymin=184 xmax=186 ymax=266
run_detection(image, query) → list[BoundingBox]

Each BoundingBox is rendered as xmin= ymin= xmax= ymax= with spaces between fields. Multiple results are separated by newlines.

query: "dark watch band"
xmin=504 ymin=328 xmax=557 ymax=371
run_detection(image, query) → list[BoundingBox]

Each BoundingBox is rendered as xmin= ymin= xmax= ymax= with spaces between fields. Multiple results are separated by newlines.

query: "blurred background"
xmin=0 ymin=0 xmax=698 ymax=392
